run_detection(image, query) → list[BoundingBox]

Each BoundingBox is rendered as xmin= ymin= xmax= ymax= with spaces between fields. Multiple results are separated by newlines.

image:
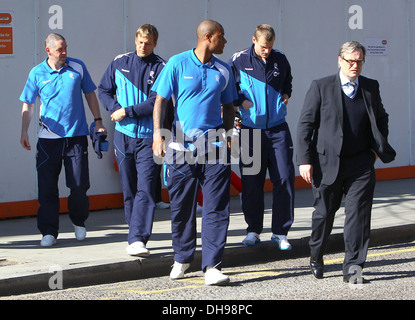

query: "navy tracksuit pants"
xmin=164 ymin=145 xmax=231 ymax=272
xmin=36 ymin=136 xmax=90 ymax=238
xmin=114 ymin=130 xmax=158 ymax=245
xmin=239 ymin=122 xmax=295 ymax=236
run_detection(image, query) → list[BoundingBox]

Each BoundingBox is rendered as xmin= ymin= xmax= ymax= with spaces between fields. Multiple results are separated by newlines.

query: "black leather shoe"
xmin=310 ymin=258 xmax=324 ymax=279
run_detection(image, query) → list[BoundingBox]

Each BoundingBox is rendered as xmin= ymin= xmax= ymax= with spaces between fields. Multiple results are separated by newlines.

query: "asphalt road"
xmin=2 ymin=241 xmax=414 ymax=304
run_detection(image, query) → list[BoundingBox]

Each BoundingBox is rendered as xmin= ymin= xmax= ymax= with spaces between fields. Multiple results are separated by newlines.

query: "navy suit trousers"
xmin=309 ymin=150 xmax=376 ymax=275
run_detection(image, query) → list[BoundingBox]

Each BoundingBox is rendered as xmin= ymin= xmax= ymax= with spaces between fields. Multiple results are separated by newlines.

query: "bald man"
xmin=152 ymin=20 xmax=237 ymax=285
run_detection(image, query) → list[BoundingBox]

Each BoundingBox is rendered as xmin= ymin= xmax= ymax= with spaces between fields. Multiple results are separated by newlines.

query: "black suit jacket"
xmin=296 ymin=73 xmax=396 ymax=186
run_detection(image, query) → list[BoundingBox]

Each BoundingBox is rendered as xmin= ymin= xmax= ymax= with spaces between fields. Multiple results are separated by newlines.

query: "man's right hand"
xmin=152 ymin=139 xmax=166 ymax=158
xmin=241 ymin=100 xmax=253 ymax=111
xmin=20 ymin=132 xmax=31 ymax=151
xmin=299 ymin=164 xmax=313 ymax=184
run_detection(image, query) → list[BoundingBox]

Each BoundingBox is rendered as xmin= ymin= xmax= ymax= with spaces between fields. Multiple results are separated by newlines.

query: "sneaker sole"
xmin=40 ymin=241 xmax=57 ymax=247
xmin=271 ymin=238 xmax=292 ymax=250
xmin=127 ymin=251 xmax=150 ymax=257
xmin=242 ymin=239 xmax=260 ymax=246
xmin=205 ymin=278 xmax=230 ymax=286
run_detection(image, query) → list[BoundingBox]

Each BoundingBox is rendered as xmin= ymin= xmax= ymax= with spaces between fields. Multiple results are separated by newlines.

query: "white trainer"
xmin=271 ymin=234 xmax=292 ymax=250
xmin=40 ymin=235 xmax=57 ymax=247
xmin=204 ymin=266 xmax=230 ymax=286
xmin=73 ymin=224 xmax=86 ymax=241
xmin=242 ymin=232 xmax=260 ymax=246
xmin=126 ymin=241 xmax=150 ymax=257
xmin=156 ymin=201 xmax=170 ymax=209
xmin=170 ymin=261 xmax=190 ymax=280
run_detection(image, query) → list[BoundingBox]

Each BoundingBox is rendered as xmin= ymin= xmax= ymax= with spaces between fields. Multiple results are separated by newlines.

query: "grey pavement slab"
xmin=0 ymin=178 xmax=414 ymax=296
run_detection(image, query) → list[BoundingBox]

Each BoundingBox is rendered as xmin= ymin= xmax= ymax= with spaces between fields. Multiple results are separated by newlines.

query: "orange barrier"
xmin=1 ymin=165 xmax=415 ymax=219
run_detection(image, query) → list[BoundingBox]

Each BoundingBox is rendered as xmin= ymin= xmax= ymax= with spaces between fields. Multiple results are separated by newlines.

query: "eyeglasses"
xmin=342 ymin=57 xmax=365 ymax=67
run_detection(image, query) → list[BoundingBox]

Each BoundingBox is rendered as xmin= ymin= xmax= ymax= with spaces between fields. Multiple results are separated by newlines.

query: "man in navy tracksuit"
xmin=229 ymin=24 xmax=295 ymax=249
xmin=98 ymin=24 xmax=165 ymax=257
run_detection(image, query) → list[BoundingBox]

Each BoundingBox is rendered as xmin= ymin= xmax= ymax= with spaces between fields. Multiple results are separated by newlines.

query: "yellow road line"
xmin=324 ymin=247 xmax=415 ymax=264
xmin=367 ymin=247 xmax=415 ymax=258
xmin=99 ymin=296 xmax=122 ymax=300
xmin=100 ymin=245 xmax=415 ymax=297
xmin=98 ymin=285 xmax=202 ymax=299
xmin=120 ymin=285 xmax=201 ymax=295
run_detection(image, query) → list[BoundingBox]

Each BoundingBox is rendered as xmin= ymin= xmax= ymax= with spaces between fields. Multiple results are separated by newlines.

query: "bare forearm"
xmin=21 ymin=103 xmax=34 ymax=133
xmin=20 ymin=103 xmax=34 ymax=150
xmin=153 ymin=95 xmax=167 ymax=140
xmin=152 ymin=95 xmax=167 ymax=157
xmin=85 ymin=91 xmax=106 ymax=132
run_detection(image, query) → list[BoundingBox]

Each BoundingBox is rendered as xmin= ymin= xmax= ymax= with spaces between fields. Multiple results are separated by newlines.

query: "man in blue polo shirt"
xmin=98 ymin=24 xmax=165 ymax=257
xmin=20 ymin=33 xmax=106 ymax=247
xmin=152 ymin=20 xmax=237 ymax=285
xmin=229 ymin=24 xmax=295 ymax=250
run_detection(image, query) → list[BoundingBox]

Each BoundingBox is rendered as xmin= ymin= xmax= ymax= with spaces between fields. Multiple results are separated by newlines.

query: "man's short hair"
xmin=254 ymin=24 xmax=275 ymax=42
xmin=45 ymin=33 xmax=65 ymax=48
xmin=338 ymin=40 xmax=366 ymax=59
xmin=136 ymin=24 xmax=159 ymax=42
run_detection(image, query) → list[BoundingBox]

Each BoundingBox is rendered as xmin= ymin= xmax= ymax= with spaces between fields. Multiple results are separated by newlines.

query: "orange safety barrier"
xmin=1 ymin=165 xmax=415 ymax=219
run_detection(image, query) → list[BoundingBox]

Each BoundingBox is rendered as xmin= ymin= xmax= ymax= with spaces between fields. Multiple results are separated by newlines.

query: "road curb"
xmin=1 ymin=223 xmax=414 ymax=297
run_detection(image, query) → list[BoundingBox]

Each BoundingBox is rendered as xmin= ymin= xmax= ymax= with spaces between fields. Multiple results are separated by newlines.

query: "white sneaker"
xmin=40 ymin=235 xmax=57 ymax=247
xmin=271 ymin=234 xmax=292 ymax=250
xmin=242 ymin=232 xmax=260 ymax=246
xmin=170 ymin=261 xmax=190 ymax=280
xmin=126 ymin=241 xmax=150 ymax=257
xmin=156 ymin=201 xmax=170 ymax=209
xmin=73 ymin=224 xmax=86 ymax=241
xmin=205 ymin=266 xmax=230 ymax=286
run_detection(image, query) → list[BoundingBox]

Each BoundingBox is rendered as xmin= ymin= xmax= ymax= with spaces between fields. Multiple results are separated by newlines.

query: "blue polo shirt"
xmin=20 ymin=57 xmax=97 ymax=138
xmin=152 ymin=49 xmax=237 ymax=139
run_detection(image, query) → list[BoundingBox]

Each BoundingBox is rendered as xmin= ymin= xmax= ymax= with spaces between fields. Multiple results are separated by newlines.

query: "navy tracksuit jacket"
xmin=98 ymin=52 xmax=165 ymax=244
xmin=229 ymin=45 xmax=295 ymax=236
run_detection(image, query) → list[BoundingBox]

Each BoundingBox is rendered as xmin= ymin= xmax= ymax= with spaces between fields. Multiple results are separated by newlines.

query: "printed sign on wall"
xmin=365 ymin=38 xmax=388 ymax=56
xmin=0 ymin=12 xmax=13 ymax=55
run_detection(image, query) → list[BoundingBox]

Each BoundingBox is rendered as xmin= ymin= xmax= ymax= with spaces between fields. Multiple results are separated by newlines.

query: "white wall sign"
xmin=365 ymin=38 xmax=388 ymax=56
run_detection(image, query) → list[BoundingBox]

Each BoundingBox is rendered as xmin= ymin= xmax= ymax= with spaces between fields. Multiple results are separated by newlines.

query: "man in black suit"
xmin=296 ymin=41 xmax=396 ymax=283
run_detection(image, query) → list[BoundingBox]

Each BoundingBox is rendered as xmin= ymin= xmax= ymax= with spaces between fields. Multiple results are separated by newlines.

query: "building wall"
xmin=0 ymin=0 xmax=413 ymax=217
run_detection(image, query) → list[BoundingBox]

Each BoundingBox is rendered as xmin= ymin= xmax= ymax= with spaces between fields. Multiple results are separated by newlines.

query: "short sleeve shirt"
xmin=20 ymin=57 xmax=96 ymax=138
xmin=152 ymin=49 xmax=237 ymax=139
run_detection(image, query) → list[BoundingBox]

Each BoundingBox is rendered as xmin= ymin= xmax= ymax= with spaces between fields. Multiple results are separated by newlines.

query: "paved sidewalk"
xmin=1 ymin=178 xmax=415 ymax=296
